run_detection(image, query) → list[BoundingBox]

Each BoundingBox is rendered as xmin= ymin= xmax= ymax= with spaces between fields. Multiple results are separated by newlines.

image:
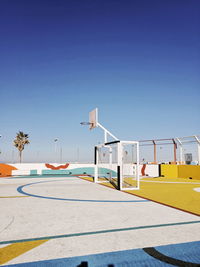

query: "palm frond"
xmin=13 ymin=131 xmax=30 ymax=163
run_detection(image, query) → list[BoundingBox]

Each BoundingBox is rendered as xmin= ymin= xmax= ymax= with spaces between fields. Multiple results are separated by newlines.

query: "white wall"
xmin=10 ymin=163 xmax=159 ymax=177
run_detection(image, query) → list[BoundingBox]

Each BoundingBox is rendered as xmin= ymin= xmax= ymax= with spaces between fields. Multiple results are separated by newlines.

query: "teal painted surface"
xmin=41 ymin=167 xmax=117 ymax=176
xmin=68 ymin=167 xmax=116 ymax=176
xmin=12 ymin=167 xmax=117 ymax=177
xmin=30 ymin=170 xmax=37 ymax=175
xmin=98 ymin=167 xmax=117 ymax=177
xmin=68 ymin=167 xmax=94 ymax=175
xmin=42 ymin=169 xmax=71 ymax=175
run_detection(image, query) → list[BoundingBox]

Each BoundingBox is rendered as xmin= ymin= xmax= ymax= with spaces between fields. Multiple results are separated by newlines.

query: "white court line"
xmin=193 ymin=187 xmax=200 ymax=192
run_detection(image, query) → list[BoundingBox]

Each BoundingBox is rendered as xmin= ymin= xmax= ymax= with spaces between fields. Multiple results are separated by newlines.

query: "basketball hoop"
xmin=80 ymin=121 xmax=95 ymax=130
xmin=80 ymin=122 xmax=92 ymax=126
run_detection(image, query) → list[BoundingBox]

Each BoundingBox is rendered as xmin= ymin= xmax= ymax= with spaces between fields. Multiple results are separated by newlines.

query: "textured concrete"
xmin=0 ymin=176 xmax=200 ymax=265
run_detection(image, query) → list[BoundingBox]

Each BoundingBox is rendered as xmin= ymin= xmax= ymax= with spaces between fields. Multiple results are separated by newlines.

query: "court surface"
xmin=0 ymin=176 xmax=200 ymax=266
xmin=97 ymin=176 xmax=200 ymax=216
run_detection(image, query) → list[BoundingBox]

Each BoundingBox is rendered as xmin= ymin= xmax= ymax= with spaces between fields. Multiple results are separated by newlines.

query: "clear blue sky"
xmin=0 ymin=0 xmax=199 ymax=163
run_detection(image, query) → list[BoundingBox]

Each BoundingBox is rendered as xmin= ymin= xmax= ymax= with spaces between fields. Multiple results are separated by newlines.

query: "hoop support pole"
xmin=97 ymin=122 xmax=118 ymax=143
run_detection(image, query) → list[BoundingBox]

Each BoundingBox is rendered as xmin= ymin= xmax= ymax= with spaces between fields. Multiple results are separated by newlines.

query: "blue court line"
xmin=17 ymin=180 xmax=149 ymax=203
xmin=3 ymin=241 xmax=200 ymax=266
xmin=1 ymin=220 xmax=200 ymax=246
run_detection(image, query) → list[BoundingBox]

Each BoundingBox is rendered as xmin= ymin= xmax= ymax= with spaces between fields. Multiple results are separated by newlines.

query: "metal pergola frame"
xmin=139 ymin=135 xmax=200 ymax=165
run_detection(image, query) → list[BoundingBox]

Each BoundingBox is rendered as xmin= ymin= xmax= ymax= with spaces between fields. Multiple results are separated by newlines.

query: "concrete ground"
xmin=0 ymin=176 xmax=200 ymax=266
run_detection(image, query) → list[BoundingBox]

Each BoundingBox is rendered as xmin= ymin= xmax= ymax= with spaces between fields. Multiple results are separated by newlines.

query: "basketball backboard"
xmin=89 ymin=108 xmax=98 ymax=130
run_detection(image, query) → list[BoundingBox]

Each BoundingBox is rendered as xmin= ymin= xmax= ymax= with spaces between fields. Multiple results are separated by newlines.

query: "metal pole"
xmin=153 ymin=141 xmax=157 ymax=163
xmin=176 ymin=138 xmax=183 ymax=164
xmin=97 ymin=122 xmax=118 ymax=142
xmin=109 ymin=146 xmax=112 ymax=180
xmin=104 ymin=130 xmax=107 ymax=143
xmin=54 ymin=138 xmax=58 ymax=163
xmin=180 ymin=146 xmax=183 ymax=164
xmin=109 ymin=146 xmax=112 ymax=165
xmin=117 ymin=142 xmax=122 ymax=190
xmin=172 ymin=139 xmax=177 ymax=164
xmin=136 ymin=142 xmax=140 ymax=189
xmin=94 ymin=146 xmax=98 ymax=183
xmin=194 ymin=136 xmax=200 ymax=165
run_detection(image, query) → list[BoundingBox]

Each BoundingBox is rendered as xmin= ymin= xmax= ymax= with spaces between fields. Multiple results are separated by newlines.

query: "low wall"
xmin=2 ymin=163 xmax=198 ymax=180
xmin=0 ymin=163 xmax=17 ymax=176
xmin=159 ymin=165 xmax=178 ymax=178
xmin=159 ymin=164 xmax=200 ymax=180
xmin=0 ymin=163 xmax=159 ymax=178
xmin=178 ymin=165 xmax=200 ymax=180
xmin=140 ymin=164 xmax=159 ymax=177
xmin=11 ymin=163 xmax=95 ymax=176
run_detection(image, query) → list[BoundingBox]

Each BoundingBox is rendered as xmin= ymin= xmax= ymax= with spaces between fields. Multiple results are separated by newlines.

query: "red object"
xmin=45 ymin=163 xmax=69 ymax=170
xmin=141 ymin=164 xmax=146 ymax=176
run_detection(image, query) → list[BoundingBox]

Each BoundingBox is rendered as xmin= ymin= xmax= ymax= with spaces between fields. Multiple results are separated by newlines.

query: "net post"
xmin=176 ymin=138 xmax=183 ymax=164
xmin=94 ymin=140 xmax=140 ymax=190
xmin=194 ymin=135 xmax=200 ymax=165
xmin=117 ymin=166 xmax=121 ymax=190
xmin=136 ymin=141 xmax=140 ymax=189
xmin=94 ymin=146 xmax=98 ymax=183
xmin=117 ymin=142 xmax=123 ymax=190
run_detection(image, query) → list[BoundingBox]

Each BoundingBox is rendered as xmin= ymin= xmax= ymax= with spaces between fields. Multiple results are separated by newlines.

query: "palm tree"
xmin=13 ymin=131 xmax=30 ymax=163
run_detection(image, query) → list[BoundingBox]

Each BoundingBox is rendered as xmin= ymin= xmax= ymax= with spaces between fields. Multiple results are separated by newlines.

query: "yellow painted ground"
xmin=80 ymin=176 xmax=200 ymax=216
xmin=0 ymin=240 xmax=48 ymax=265
xmin=127 ymin=177 xmax=200 ymax=216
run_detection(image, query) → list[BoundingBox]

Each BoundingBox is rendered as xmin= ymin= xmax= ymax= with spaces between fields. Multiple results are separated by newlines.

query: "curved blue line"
xmin=17 ymin=180 xmax=149 ymax=203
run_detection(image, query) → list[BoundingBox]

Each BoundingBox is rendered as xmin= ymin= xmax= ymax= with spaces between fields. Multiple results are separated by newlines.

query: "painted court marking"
xmin=0 ymin=240 xmax=48 ymax=265
xmin=2 ymin=241 xmax=200 ymax=266
xmin=1 ymin=220 xmax=200 ymax=246
xmin=17 ymin=180 xmax=149 ymax=203
xmin=1 ymin=220 xmax=200 ymax=265
xmin=193 ymin=187 xmax=200 ymax=192
xmin=1 ymin=176 xmax=200 ymax=265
